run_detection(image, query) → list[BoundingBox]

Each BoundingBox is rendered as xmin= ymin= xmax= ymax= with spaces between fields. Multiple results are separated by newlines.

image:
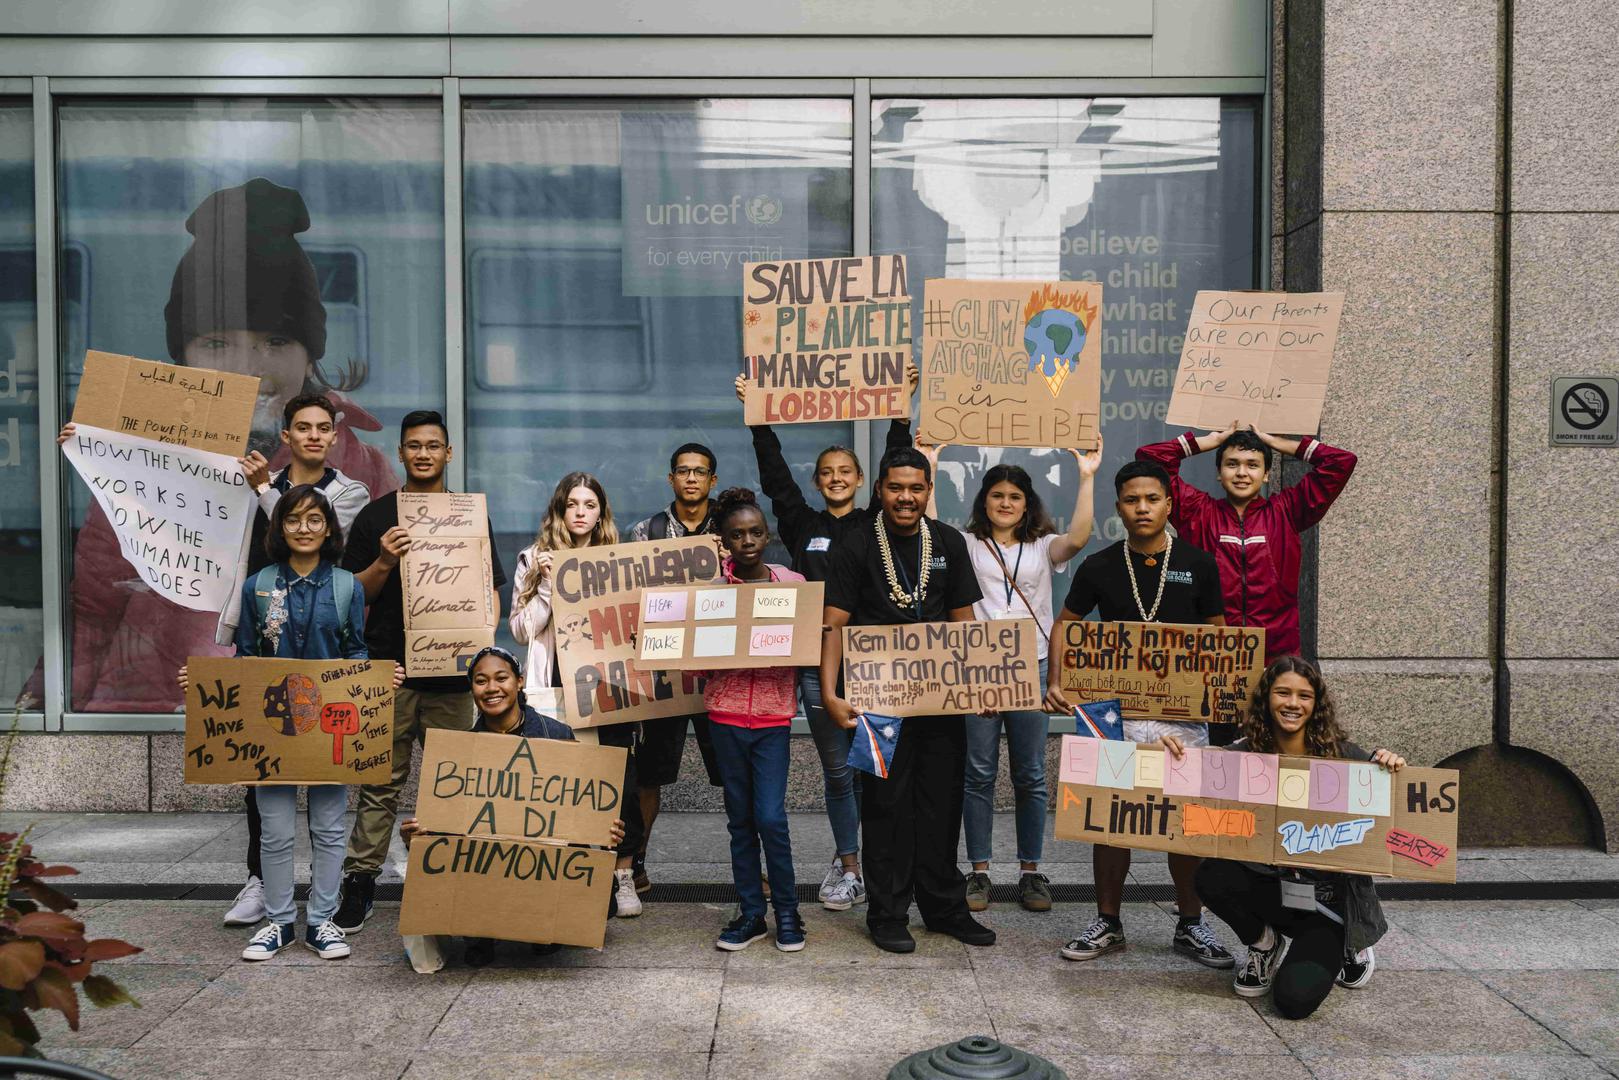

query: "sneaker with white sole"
xmin=816 ymin=858 xmax=846 ymax=903
xmin=964 ymin=871 xmax=992 ymax=912
xmin=223 ymin=875 xmax=266 ymax=926
xmin=1173 ymin=917 xmax=1236 ymax=969
xmin=1336 ymin=945 xmax=1375 ymax=988
xmin=241 ymin=921 xmax=295 ymax=961
xmin=304 ymin=919 xmax=351 ymax=960
xmin=613 ymin=868 xmax=643 ymax=918
xmin=1060 ymin=915 xmax=1126 ymax=961
xmin=1234 ymin=932 xmax=1289 ymax=998
xmin=822 ymin=871 xmax=866 ymax=911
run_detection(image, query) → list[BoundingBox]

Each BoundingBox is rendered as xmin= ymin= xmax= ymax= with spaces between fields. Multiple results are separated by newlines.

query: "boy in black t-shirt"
xmin=821 ymin=447 xmax=995 ymax=955
xmin=1044 ymin=460 xmax=1235 ymax=970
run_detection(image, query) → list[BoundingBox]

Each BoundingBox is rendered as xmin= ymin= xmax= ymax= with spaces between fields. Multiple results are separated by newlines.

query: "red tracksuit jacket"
xmin=1136 ymin=432 xmax=1356 ymax=660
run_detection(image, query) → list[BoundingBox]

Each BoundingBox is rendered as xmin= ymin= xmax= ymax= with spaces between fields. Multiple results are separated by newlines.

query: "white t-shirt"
xmin=961 ymin=530 xmax=1062 ymax=660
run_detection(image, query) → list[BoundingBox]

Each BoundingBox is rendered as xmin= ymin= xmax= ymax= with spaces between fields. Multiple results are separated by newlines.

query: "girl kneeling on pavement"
xmin=180 ymin=485 xmax=395 ymax=962
xmin=1160 ymin=656 xmax=1403 ymax=1019
xmin=704 ymin=487 xmax=806 ymax=952
xmin=400 ymin=645 xmax=626 ymax=966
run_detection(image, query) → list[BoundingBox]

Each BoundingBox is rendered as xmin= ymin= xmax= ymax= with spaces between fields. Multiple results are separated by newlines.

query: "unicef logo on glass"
xmin=640 ymin=193 xmax=784 ymax=227
xmin=745 ymin=195 xmax=783 ymax=226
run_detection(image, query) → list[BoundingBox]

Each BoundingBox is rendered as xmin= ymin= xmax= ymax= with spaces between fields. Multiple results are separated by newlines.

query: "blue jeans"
xmin=256 ymin=784 xmax=348 ymax=926
xmin=801 ymin=668 xmax=861 ymax=857
xmin=707 ymin=721 xmax=797 ymax=919
xmin=963 ymin=656 xmax=1050 ymax=865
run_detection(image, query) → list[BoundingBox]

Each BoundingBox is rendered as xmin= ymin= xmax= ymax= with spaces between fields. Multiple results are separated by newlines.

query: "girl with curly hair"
xmin=1157 ymin=656 xmax=1408 ymax=1018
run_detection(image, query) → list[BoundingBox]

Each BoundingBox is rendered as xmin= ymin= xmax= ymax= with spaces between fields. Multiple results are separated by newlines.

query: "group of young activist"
xmin=59 ymin=337 xmax=1397 ymax=1018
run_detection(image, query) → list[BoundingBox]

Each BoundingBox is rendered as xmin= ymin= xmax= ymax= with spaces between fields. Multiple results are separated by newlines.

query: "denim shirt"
xmin=234 ymin=559 xmax=368 ymax=662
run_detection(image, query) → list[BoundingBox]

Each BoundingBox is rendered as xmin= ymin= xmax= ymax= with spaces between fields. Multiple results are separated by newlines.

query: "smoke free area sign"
xmin=1550 ymin=377 xmax=1618 ymax=447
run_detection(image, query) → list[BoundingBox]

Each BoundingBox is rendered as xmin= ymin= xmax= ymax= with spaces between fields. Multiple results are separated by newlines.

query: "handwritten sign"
xmin=842 ymin=619 xmax=1040 ymax=717
xmin=72 ymin=351 xmax=260 ymax=456
xmin=415 ymin=728 xmax=625 ymax=849
xmin=183 ymin=657 xmax=394 ymax=784
xmin=63 ymin=425 xmax=255 ymax=614
xmin=1166 ymin=290 xmax=1346 ymax=435
xmin=398 ymin=493 xmax=496 ymax=677
xmin=633 ymin=580 xmax=823 ymax=670
xmin=741 ymin=255 xmax=911 ymax=425
xmin=919 ymin=280 xmax=1101 ymax=449
xmin=547 ymin=536 xmax=723 ymax=728
xmin=1056 ymin=621 xmax=1266 ymax=725
xmin=1053 ymin=735 xmax=1459 ymax=881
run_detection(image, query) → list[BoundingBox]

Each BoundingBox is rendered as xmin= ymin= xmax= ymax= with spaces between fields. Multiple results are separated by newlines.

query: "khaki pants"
xmin=343 ymin=685 xmax=474 ymax=875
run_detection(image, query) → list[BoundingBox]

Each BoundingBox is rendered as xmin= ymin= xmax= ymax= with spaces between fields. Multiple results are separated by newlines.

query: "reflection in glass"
xmin=462 ymin=99 xmax=854 ymax=645
xmin=51 ymin=98 xmax=444 ymax=711
xmin=873 ymin=97 xmax=1258 ymax=600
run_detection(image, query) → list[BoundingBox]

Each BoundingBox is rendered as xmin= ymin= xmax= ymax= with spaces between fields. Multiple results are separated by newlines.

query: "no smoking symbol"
xmin=1561 ymin=383 xmax=1610 ymax=431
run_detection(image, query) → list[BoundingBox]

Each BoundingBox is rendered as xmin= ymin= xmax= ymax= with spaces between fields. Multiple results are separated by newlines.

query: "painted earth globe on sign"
xmin=1024 ymin=307 xmax=1088 ymax=397
xmin=262 ymin=673 xmax=322 ymax=737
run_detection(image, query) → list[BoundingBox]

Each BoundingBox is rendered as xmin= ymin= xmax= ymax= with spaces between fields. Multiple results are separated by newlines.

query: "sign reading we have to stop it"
xmin=399 ymin=492 xmax=497 ymax=677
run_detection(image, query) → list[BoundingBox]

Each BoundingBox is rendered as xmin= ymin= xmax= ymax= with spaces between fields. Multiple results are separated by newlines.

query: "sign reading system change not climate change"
xmin=398 ymin=493 xmax=497 ymax=677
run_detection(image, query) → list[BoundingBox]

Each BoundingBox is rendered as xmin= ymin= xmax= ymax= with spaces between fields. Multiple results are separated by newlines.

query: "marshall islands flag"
xmin=850 ymin=713 xmax=902 ymax=779
xmin=1074 ymin=699 xmax=1125 ymax=740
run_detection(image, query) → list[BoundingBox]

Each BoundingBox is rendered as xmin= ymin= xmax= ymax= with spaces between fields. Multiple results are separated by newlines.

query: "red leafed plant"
xmin=0 ymin=714 xmax=141 ymax=1055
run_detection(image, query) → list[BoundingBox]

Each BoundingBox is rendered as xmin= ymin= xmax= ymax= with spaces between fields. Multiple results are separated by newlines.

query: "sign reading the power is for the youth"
xmin=742 ymin=256 xmax=911 ymax=425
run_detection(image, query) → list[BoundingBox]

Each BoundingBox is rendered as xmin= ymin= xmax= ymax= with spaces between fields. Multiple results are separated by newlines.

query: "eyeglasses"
xmin=673 ymin=466 xmax=712 ymax=478
xmin=403 ymin=441 xmax=446 ymax=454
xmin=282 ymin=515 xmax=327 ymax=534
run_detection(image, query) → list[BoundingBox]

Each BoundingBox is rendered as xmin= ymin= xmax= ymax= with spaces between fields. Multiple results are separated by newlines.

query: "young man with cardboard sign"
xmin=1135 ymin=421 xmax=1356 ymax=662
xmin=1045 ymin=459 xmax=1235 ymax=969
xmin=821 ymin=446 xmax=993 ymax=955
xmin=333 ymin=410 xmax=506 ymax=935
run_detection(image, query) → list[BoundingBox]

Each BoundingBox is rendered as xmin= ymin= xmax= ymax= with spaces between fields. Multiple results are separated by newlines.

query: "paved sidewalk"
xmin=11 ymin=811 xmax=1619 ymax=1080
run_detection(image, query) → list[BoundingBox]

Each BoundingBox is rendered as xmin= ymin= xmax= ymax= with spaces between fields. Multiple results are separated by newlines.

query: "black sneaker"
xmin=964 ymin=871 xmax=991 ymax=912
xmin=774 ymin=908 xmax=806 ymax=953
xmin=1173 ymin=917 xmax=1236 ymax=969
xmin=716 ymin=913 xmax=769 ymax=951
xmin=870 ymin=924 xmax=916 ymax=954
xmin=926 ymin=914 xmax=996 ymax=947
xmin=632 ymin=852 xmax=651 ymax=895
xmin=1018 ymin=872 xmax=1053 ymax=912
xmin=1336 ymin=946 xmax=1375 ymax=988
xmin=1061 ymin=914 xmax=1126 ymax=961
xmin=333 ymin=872 xmax=375 ymax=934
xmin=1234 ymin=933 xmax=1289 ymax=998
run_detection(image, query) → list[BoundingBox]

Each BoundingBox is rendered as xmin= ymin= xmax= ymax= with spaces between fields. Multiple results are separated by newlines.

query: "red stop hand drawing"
xmin=320 ymin=703 xmax=360 ymax=766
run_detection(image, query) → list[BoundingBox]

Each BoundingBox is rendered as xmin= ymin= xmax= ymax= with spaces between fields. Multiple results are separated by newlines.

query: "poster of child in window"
xmin=23 ymin=178 xmax=398 ymax=712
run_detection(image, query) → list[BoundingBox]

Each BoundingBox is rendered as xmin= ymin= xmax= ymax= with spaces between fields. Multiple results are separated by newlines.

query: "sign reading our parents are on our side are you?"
xmin=842 ymin=619 xmax=1041 ymax=718
xmin=637 ymin=580 xmax=824 ymax=669
xmin=920 ymin=280 xmax=1102 ymax=449
xmin=1057 ymin=621 xmax=1267 ymax=726
xmin=1053 ymin=735 xmax=1460 ymax=883
xmin=742 ymin=255 xmax=911 ymax=425
xmin=398 ymin=492 xmax=497 ymax=677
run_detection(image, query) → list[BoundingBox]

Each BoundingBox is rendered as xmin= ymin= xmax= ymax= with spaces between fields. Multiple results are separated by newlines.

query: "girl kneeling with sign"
xmin=1158 ymin=657 xmax=1405 ymax=1018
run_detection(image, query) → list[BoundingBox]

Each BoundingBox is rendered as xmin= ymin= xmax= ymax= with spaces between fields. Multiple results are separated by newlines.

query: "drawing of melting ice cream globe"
xmin=1023 ymin=284 xmax=1098 ymax=398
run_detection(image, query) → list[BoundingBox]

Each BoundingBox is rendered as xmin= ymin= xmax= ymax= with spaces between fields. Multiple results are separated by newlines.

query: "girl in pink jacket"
xmin=704 ymin=487 xmax=807 ymax=953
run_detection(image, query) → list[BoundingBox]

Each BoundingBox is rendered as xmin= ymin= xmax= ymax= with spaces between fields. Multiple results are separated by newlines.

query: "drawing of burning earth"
xmin=1023 ymin=284 xmax=1099 ymax=398
xmin=263 ymin=673 xmax=321 ymax=738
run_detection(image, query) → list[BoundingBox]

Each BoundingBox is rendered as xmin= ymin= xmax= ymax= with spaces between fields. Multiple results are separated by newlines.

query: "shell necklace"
xmin=1124 ymin=532 xmax=1172 ymax=622
xmin=876 ymin=516 xmax=931 ymax=613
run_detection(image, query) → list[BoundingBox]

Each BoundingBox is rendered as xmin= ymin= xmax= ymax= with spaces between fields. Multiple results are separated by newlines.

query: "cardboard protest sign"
xmin=1055 ymin=621 xmax=1266 ymax=725
xmin=72 ymin=351 xmax=260 ymax=457
xmin=184 ymin=657 xmax=394 ymax=784
xmin=633 ymin=580 xmax=824 ymax=670
xmin=548 ymin=536 xmax=723 ymax=728
xmin=919 ymin=280 xmax=1101 ymax=449
xmin=1053 ymin=734 xmax=1459 ymax=882
xmin=398 ymin=835 xmax=616 ymax=949
xmin=415 ymin=728 xmax=626 ymax=849
xmin=398 ymin=493 xmax=496 ymax=677
xmin=63 ymin=426 xmax=255 ymax=614
xmin=1167 ymin=290 xmax=1346 ymax=435
xmin=741 ymin=255 xmax=911 ymax=425
xmin=842 ymin=619 xmax=1041 ymax=717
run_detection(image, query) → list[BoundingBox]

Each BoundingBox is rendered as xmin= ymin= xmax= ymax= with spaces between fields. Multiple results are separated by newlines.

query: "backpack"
xmin=250 ymin=564 xmax=357 ymax=655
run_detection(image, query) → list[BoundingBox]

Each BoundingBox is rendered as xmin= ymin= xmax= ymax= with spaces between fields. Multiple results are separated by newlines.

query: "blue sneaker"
xmin=304 ymin=919 xmax=352 ymax=960
xmin=241 ymin=921 xmax=295 ymax=961
xmin=716 ymin=913 xmax=769 ymax=951
xmin=774 ymin=909 xmax=806 ymax=953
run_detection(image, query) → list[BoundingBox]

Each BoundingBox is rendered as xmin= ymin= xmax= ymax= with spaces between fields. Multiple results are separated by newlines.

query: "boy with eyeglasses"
xmin=626 ymin=443 xmax=725 ymax=894
xmin=330 ymin=410 xmax=507 ymax=934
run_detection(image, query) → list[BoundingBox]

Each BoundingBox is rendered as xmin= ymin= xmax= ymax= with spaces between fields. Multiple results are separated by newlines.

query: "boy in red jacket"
xmin=1135 ymin=423 xmax=1356 ymax=660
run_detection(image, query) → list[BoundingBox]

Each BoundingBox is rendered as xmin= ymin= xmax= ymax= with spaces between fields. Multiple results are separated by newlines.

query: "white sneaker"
xmin=817 ymin=858 xmax=845 ymax=902
xmin=822 ymin=872 xmax=867 ymax=912
xmin=223 ymin=876 xmax=266 ymax=926
xmin=614 ymin=868 xmax=643 ymax=918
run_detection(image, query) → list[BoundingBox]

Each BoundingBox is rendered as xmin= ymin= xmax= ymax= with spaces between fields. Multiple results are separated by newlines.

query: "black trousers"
xmin=861 ymin=714 xmax=970 ymax=931
xmin=597 ymin=722 xmax=647 ymax=858
xmin=1196 ymin=859 xmax=1346 ymax=1020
